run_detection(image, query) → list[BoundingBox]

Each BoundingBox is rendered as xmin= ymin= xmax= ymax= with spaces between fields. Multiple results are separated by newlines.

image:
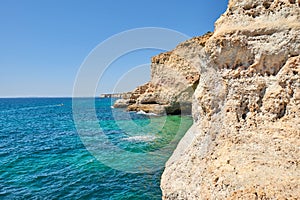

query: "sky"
xmin=0 ymin=0 xmax=228 ymax=97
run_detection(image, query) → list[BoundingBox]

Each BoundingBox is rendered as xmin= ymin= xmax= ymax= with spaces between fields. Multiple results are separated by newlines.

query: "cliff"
xmin=161 ymin=0 xmax=300 ymax=199
xmin=114 ymin=33 xmax=213 ymax=114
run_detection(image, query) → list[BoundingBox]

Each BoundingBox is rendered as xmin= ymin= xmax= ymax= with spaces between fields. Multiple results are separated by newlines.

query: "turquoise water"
xmin=0 ymin=98 xmax=192 ymax=199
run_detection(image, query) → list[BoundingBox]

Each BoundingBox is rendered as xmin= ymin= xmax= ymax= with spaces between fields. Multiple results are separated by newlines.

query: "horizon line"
xmin=0 ymin=96 xmax=119 ymax=98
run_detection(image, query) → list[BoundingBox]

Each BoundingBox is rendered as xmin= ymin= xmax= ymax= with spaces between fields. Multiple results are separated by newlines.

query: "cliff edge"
xmin=114 ymin=33 xmax=213 ymax=115
xmin=161 ymin=0 xmax=300 ymax=199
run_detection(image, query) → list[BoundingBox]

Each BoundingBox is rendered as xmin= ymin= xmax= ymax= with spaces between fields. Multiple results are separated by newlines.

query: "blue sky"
xmin=0 ymin=0 xmax=228 ymax=97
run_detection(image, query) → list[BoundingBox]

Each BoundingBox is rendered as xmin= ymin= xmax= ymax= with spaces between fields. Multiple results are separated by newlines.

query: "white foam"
xmin=136 ymin=110 xmax=157 ymax=116
xmin=122 ymin=135 xmax=157 ymax=142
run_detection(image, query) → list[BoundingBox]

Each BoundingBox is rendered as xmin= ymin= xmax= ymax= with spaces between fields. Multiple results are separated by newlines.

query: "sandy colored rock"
xmin=113 ymin=99 xmax=130 ymax=108
xmin=161 ymin=0 xmax=300 ymax=199
xmin=114 ymin=33 xmax=213 ymax=115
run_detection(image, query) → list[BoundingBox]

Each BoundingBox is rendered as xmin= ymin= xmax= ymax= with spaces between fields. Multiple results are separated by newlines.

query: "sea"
xmin=0 ymin=98 xmax=192 ymax=199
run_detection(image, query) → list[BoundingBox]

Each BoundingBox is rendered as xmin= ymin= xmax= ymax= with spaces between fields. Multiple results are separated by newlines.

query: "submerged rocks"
xmin=161 ymin=0 xmax=300 ymax=199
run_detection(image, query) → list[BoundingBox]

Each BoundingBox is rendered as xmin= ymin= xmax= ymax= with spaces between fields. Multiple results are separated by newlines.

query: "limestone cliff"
xmin=114 ymin=33 xmax=213 ymax=115
xmin=161 ymin=0 xmax=300 ymax=199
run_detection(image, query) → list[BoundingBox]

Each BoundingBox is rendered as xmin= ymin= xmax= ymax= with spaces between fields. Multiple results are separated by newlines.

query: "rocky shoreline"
xmin=161 ymin=0 xmax=300 ymax=199
xmin=113 ymin=33 xmax=213 ymax=115
xmin=115 ymin=0 xmax=300 ymax=198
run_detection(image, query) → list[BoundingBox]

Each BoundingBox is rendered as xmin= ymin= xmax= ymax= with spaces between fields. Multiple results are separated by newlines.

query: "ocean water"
xmin=0 ymin=98 xmax=192 ymax=199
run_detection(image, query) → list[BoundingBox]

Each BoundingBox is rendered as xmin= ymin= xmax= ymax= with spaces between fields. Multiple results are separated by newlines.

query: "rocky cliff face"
xmin=114 ymin=33 xmax=213 ymax=115
xmin=161 ymin=0 xmax=300 ymax=199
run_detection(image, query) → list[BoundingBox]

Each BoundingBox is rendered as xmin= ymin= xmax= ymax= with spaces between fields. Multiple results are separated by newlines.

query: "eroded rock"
xmin=114 ymin=33 xmax=213 ymax=115
xmin=161 ymin=0 xmax=300 ymax=199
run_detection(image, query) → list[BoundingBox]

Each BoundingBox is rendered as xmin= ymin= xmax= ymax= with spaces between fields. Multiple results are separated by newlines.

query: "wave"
xmin=136 ymin=110 xmax=157 ymax=116
xmin=122 ymin=135 xmax=157 ymax=142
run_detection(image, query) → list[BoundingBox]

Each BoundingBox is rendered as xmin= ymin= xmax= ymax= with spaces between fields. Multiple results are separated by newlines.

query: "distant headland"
xmin=99 ymin=93 xmax=131 ymax=99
